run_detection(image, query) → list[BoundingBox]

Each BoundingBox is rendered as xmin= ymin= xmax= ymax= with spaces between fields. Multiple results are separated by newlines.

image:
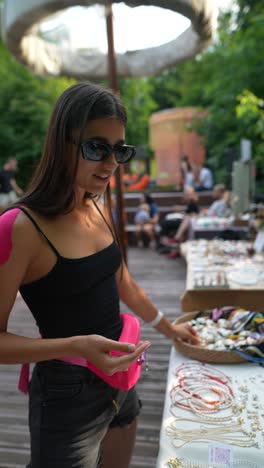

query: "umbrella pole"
xmin=106 ymin=1 xmax=127 ymax=264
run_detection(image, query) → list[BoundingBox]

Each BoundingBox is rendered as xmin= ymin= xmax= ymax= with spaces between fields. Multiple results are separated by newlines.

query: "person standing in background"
xmin=180 ymin=155 xmax=194 ymax=190
xmin=0 ymin=158 xmax=23 ymax=211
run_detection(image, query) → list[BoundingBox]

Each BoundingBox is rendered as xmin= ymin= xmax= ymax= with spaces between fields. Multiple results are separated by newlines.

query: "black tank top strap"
xmin=92 ymin=200 xmax=116 ymax=241
xmin=17 ymin=206 xmax=61 ymax=258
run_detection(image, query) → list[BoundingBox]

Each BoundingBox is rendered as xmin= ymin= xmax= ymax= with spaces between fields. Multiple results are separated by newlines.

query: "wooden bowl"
xmin=173 ymin=311 xmax=247 ymax=364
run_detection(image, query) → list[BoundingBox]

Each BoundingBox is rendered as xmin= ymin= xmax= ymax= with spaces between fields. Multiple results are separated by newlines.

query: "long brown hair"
xmin=19 ymin=82 xmax=127 ymax=218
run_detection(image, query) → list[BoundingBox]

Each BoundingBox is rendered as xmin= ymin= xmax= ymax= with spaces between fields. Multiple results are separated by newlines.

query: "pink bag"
xmin=19 ymin=313 xmax=142 ymax=393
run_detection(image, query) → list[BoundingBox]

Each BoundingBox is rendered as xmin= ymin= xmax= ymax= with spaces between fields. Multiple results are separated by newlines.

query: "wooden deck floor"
xmin=0 ymin=248 xmax=186 ymax=468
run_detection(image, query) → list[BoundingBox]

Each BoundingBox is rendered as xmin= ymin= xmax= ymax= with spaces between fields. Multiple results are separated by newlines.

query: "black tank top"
xmin=18 ymin=206 xmax=123 ymax=340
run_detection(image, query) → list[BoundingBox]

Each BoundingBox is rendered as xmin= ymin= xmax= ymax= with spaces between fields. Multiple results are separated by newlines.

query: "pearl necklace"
xmin=174 ymin=362 xmax=231 ymax=385
xmin=166 ymin=420 xmax=258 ymax=449
xmin=170 ymin=363 xmax=234 ymax=418
xmin=170 ymin=379 xmax=233 ymax=413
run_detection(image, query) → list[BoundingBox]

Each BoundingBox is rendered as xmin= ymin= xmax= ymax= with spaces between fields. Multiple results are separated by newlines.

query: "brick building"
xmin=149 ymin=107 xmax=206 ymax=187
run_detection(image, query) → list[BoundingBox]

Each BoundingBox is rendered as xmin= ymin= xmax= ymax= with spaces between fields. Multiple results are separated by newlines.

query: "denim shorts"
xmin=26 ymin=360 xmax=142 ymax=468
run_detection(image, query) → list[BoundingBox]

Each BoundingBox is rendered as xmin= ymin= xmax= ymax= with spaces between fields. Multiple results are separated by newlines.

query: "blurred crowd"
xmin=133 ymin=155 xmax=232 ymax=251
xmin=0 ymin=155 xmax=234 ymax=255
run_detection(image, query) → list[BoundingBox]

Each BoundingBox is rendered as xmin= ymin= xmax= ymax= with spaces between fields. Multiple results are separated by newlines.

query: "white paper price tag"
xmin=208 ymin=442 xmax=234 ymax=467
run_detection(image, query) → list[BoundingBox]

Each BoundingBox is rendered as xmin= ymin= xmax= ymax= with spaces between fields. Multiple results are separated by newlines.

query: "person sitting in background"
xmin=159 ymin=187 xmax=199 ymax=243
xmin=135 ymin=193 xmax=159 ymax=247
xmin=166 ymin=185 xmax=228 ymax=258
xmin=206 ymin=184 xmax=229 ymax=217
xmin=166 ymin=188 xmax=200 ymax=248
xmin=194 ymin=164 xmax=213 ymax=191
xmin=181 ymin=155 xmax=194 ymax=190
xmin=0 ymin=158 xmax=23 ymax=211
xmin=134 ymin=203 xmax=150 ymax=225
xmin=177 ymin=184 xmax=229 ymax=240
xmin=184 ymin=187 xmax=200 ymax=216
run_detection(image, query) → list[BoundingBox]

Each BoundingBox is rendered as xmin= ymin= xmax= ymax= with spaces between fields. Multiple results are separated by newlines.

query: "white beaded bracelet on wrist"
xmin=147 ymin=310 xmax=164 ymax=327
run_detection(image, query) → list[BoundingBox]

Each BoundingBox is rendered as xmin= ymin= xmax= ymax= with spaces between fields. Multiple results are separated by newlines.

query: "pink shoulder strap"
xmin=0 ymin=208 xmax=20 ymax=264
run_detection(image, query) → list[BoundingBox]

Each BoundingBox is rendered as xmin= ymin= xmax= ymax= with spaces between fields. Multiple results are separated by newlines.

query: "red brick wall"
xmin=149 ymin=107 xmax=206 ymax=186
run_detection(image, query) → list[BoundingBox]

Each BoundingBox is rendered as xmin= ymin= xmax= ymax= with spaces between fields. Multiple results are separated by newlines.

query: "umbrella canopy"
xmin=1 ymin=0 xmax=216 ymax=78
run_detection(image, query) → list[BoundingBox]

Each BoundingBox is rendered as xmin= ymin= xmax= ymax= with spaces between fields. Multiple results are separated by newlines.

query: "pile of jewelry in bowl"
xmin=189 ymin=306 xmax=264 ymax=355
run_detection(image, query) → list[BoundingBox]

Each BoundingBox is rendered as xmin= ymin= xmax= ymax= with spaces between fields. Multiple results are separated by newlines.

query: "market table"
xmin=180 ymin=241 xmax=264 ymax=312
xmin=156 ymin=347 xmax=263 ymax=468
xmin=192 ymin=226 xmax=249 ymax=241
xmin=189 ymin=217 xmax=250 ymax=242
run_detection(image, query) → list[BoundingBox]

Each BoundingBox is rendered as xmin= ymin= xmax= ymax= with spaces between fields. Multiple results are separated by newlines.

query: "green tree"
xmin=148 ymin=0 xmax=264 ymax=188
xmin=148 ymin=68 xmax=182 ymax=110
xmin=236 ymin=90 xmax=264 ymax=173
xmin=118 ymin=77 xmax=157 ymax=146
xmin=0 ymin=41 xmax=75 ymax=188
xmin=0 ymin=38 xmax=157 ymax=186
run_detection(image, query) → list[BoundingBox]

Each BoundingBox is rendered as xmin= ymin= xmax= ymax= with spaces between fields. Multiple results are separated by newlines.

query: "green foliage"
xmin=236 ymin=90 xmax=264 ymax=138
xmin=236 ymin=90 xmax=264 ymax=169
xmin=0 ymin=41 xmax=75 ymax=188
xmin=148 ymin=68 xmax=182 ymax=110
xmin=118 ymin=77 xmax=157 ymax=146
xmin=0 ymin=0 xmax=263 ymax=192
xmin=0 ymin=39 xmax=156 ymax=186
xmin=147 ymin=0 xmax=264 ymax=188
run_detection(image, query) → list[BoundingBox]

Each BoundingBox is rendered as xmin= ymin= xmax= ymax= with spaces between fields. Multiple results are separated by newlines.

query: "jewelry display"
xmin=167 ymin=457 xmax=205 ymax=468
xmin=174 ymin=362 xmax=232 ymax=384
xmin=170 ymin=381 xmax=233 ymax=413
xmin=168 ymin=415 xmax=237 ymax=426
xmin=187 ymin=239 xmax=261 ymax=262
xmin=184 ymin=239 xmax=264 ymax=292
xmin=166 ymin=362 xmax=264 ymax=457
xmin=194 ymin=271 xmax=229 ymax=289
xmin=185 ymin=307 xmax=264 ymax=354
xmin=171 ymin=362 xmax=235 ymax=413
xmin=167 ymin=457 xmax=210 ymax=468
xmin=166 ymin=420 xmax=258 ymax=449
xmin=167 ymin=456 xmax=259 ymax=468
xmin=227 ymin=269 xmax=261 ymax=286
xmin=158 ymin=240 xmax=264 ymax=468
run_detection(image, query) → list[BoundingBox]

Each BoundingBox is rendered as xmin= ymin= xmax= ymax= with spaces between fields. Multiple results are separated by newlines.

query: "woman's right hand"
xmin=71 ymin=335 xmax=151 ymax=375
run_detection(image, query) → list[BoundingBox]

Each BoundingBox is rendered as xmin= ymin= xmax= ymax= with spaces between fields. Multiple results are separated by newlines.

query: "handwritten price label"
xmin=208 ymin=442 xmax=234 ymax=467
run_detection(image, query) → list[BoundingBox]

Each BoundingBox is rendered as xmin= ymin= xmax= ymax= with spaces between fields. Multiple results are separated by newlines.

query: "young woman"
xmin=0 ymin=82 xmax=199 ymax=468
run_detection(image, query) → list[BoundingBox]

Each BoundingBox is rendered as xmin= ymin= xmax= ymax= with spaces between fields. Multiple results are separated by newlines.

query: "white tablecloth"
xmin=156 ymin=347 xmax=264 ymax=468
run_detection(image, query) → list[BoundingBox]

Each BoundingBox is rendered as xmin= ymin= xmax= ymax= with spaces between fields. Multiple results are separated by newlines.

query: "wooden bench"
xmin=122 ymin=190 xmax=214 ymax=245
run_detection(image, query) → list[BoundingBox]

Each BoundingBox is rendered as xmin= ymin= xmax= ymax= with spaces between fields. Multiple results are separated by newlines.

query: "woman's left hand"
xmin=169 ymin=322 xmax=201 ymax=345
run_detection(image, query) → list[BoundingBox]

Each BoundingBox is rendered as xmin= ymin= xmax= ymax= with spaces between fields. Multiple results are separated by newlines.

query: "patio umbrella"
xmin=1 ymin=0 xmax=217 ymax=261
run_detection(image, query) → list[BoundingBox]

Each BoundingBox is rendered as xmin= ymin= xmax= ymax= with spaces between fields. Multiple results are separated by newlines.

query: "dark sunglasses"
xmin=73 ymin=139 xmax=136 ymax=164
